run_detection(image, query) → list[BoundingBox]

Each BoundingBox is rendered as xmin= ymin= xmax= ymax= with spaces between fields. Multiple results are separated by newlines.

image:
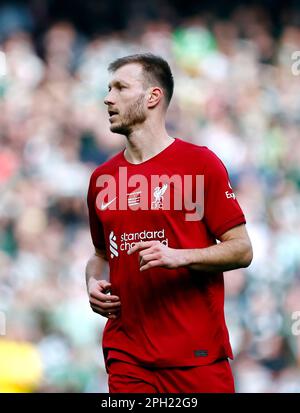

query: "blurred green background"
xmin=0 ymin=0 xmax=300 ymax=392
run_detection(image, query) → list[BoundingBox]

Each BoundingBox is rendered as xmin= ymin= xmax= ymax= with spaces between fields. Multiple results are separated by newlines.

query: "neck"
xmin=124 ymin=119 xmax=174 ymax=164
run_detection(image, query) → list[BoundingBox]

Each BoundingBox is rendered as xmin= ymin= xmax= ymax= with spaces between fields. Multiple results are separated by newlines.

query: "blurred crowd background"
xmin=0 ymin=0 xmax=300 ymax=393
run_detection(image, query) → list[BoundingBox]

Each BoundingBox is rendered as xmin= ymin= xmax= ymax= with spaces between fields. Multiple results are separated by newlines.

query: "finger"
xmin=90 ymin=303 xmax=120 ymax=316
xmin=92 ymin=307 xmax=120 ymax=316
xmin=107 ymin=313 xmax=118 ymax=319
xmin=90 ymin=307 xmax=104 ymax=316
xmin=98 ymin=280 xmax=111 ymax=287
xmin=98 ymin=280 xmax=112 ymax=291
xmin=140 ymin=260 xmax=161 ymax=272
xmin=139 ymin=248 xmax=156 ymax=258
xmin=91 ymin=308 xmax=118 ymax=319
xmin=90 ymin=290 xmax=120 ymax=302
xmin=127 ymin=241 xmax=159 ymax=255
xmin=89 ymin=299 xmax=121 ymax=310
xmin=140 ymin=253 xmax=159 ymax=266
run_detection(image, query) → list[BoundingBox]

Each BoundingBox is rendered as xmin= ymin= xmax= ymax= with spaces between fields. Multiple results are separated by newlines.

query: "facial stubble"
xmin=110 ymin=93 xmax=147 ymax=136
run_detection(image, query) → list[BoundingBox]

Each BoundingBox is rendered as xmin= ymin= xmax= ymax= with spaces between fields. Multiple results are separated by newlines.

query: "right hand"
xmin=88 ymin=279 xmax=121 ymax=319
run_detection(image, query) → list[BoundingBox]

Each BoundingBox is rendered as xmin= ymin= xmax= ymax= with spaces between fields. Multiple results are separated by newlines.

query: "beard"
xmin=110 ymin=94 xmax=147 ymax=136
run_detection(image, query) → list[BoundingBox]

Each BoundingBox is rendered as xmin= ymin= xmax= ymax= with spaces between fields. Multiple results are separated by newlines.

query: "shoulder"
xmin=175 ymin=138 xmax=225 ymax=169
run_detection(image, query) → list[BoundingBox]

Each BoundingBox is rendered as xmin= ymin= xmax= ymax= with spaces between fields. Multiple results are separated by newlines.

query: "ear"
xmin=147 ymin=87 xmax=163 ymax=108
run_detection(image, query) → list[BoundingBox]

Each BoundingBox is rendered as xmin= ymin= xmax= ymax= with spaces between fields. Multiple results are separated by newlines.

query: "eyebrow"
xmin=108 ymin=80 xmax=130 ymax=89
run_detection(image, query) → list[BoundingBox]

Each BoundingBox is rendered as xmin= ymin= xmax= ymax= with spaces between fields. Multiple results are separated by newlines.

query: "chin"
xmin=110 ymin=124 xmax=129 ymax=135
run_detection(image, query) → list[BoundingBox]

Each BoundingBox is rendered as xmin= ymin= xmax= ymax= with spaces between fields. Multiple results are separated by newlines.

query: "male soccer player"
xmin=86 ymin=53 xmax=253 ymax=393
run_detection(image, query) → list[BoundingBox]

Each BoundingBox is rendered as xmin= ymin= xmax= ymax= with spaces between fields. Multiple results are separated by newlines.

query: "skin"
xmin=86 ymin=62 xmax=253 ymax=319
xmin=104 ymin=63 xmax=174 ymax=164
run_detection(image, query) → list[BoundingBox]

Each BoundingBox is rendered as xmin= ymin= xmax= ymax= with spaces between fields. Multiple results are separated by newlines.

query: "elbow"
xmin=240 ymin=241 xmax=253 ymax=268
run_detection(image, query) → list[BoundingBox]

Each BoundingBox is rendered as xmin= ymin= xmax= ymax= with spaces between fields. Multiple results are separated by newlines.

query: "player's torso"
xmin=95 ymin=155 xmax=213 ymax=267
xmin=96 ymin=141 xmax=231 ymax=365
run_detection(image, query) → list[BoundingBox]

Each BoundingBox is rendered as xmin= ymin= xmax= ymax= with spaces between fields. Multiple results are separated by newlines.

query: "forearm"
xmin=181 ymin=239 xmax=253 ymax=272
xmin=85 ymin=250 xmax=120 ymax=319
xmin=85 ymin=250 xmax=108 ymax=290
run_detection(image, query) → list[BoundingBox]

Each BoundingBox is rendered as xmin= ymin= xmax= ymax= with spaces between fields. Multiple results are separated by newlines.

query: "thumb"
xmin=98 ymin=280 xmax=111 ymax=291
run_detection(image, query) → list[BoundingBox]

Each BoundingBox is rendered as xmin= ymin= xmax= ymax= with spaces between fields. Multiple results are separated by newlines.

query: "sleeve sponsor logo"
xmin=225 ymin=181 xmax=236 ymax=199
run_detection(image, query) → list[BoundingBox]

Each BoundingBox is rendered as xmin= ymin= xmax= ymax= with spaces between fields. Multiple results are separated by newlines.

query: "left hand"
xmin=127 ymin=241 xmax=185 ymax=271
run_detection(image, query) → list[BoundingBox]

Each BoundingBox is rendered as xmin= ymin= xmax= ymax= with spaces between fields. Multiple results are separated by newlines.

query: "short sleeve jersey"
xmin=87 ymin=138 xmax=246 ymax=368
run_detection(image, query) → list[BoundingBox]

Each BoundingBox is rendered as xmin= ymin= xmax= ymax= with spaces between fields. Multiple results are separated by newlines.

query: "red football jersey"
xmin=87 ymin=138 xmax=246 ymax=368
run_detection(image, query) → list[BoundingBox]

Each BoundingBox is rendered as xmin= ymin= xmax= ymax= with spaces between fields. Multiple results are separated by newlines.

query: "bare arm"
xmin=128 ymin=224 xmax=253 ymax=273
xmin=85 ymin=248 xmax=109 ymax=287
xmin=86 ymin=248 xmax=121 ymax=319
xmin=181 ymin=224 xmax=253 ymax=272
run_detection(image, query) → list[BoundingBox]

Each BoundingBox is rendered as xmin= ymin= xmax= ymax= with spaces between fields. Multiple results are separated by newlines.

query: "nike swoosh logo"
xmin=100 ymin=197 xmax=117 ymax=210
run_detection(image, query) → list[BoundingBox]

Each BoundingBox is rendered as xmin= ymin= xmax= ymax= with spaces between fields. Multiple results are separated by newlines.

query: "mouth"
xmin=108 ymin=110 xmax=119 ymax=119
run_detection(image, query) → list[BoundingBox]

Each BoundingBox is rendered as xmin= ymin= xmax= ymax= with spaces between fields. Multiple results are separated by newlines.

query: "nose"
xmin=104 ymin=91 xmax=114 ymax=106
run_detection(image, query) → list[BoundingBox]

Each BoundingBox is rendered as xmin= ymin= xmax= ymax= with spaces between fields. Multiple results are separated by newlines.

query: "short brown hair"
xmin=108 ymin=53 xmax=174 ymax=106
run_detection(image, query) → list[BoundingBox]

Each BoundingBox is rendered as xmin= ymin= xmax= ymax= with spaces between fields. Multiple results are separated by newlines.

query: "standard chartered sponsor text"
xmin=120 ymin=228 xmax=168 ymax=251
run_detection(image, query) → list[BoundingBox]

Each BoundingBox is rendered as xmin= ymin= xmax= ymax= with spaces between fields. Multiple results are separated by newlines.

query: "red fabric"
xmin=87 ymin=138 xmax=246 ymax=368
xmin=108 ymin=358 xmax=235 ymax=393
